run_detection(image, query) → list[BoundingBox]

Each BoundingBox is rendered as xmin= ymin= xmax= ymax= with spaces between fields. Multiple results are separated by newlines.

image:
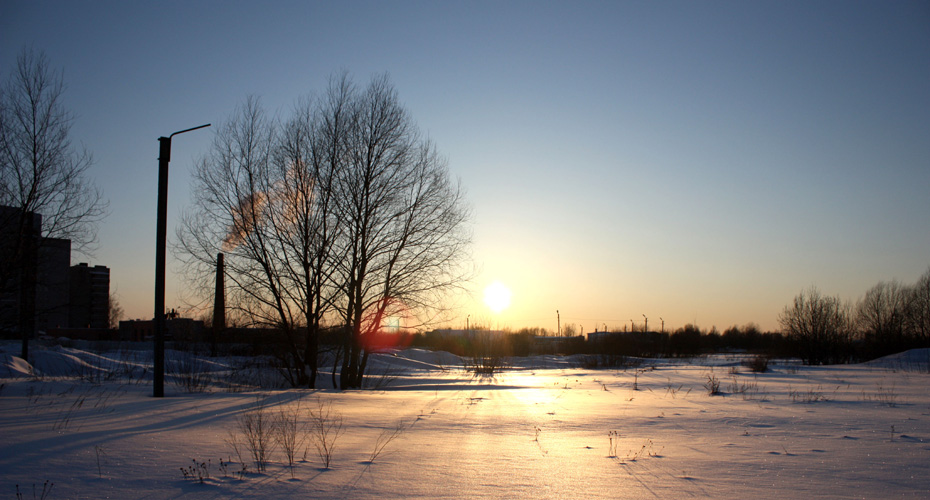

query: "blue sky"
xmin=2 ymin=0 xmax=928 ymax=332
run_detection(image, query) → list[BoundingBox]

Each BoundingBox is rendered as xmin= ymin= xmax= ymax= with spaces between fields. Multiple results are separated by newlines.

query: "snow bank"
xmin=0 ymin=353 xmax=32 ymax=378
xmin=865 ymin=348 xmax=930 ymax=371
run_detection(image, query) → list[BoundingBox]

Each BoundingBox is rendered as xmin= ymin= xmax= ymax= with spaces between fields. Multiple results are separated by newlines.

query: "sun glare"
xmin=483 ymin=281 xmax=512 ymax=314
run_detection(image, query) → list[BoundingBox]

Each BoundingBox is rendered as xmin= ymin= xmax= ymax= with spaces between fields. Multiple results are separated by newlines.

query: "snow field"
xmin=1 ymin=345 xmax=929 ymax=499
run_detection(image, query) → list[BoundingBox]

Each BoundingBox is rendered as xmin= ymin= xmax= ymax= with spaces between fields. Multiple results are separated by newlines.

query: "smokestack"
xmin=213 ymin=253 xmax=226 ymax=334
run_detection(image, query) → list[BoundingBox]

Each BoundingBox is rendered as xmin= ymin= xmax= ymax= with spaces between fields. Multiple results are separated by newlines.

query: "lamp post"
xmin=154 ymin=124 xmax=210 ymax=398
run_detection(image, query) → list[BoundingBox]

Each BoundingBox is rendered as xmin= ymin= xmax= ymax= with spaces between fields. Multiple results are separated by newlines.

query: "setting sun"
xmin=483 ymin=281 xmax=512 ymax=314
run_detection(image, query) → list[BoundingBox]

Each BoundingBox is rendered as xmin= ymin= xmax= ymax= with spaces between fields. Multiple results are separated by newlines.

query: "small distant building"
xmin=425 ymin=329 xmax=507 ymax=341
xmin=119 ymin=319 xmax=152 ymax=342
xmin=586 ymin=331 xmax=615 ymax=343
xmin=119 ymin=318 xmax=205 ymax=342
xmin=48 ymin=326 xmax=117 ymax=341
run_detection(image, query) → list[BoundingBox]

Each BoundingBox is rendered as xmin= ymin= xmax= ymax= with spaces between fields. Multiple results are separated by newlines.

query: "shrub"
xmin=169 ymin=351 xmax=213 ymax=393
xmin=727 ymin=376 xmax=763 ymax=400
xmin=275 ymin=399 xmax=307 ymax=477
xmin=235 ymin=398 xmax=276 ymax=472
xmin=580 ymin=354 xmax=643 ymax=370
xmin=464 ymin=331 xmax=510 ymax=376
xmin=607 ymin=430 xmax=620 ymax=457
xmin=744 ymin=355 xmax=770 ymax=373
xmin=308 ymin=398 xmax=345 ymax=469
xmin=704 ymin=373 xmax=721 ymax=395
xmin=466 ymin=355 xmax=507 ymax=377
xmin=179 ymin=459 xmax=211 ymax=483
xmin=788 ymin=385 xmax=829 ymax=403
xmin=368 ymin=420 xmax=408 ymax=463
xmin=15 ymin=481 xmax=54 ymax=500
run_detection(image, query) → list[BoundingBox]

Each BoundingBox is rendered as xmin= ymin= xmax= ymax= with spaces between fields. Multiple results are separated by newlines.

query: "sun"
xmin=483 ymin=281 xmax=512 ymax=314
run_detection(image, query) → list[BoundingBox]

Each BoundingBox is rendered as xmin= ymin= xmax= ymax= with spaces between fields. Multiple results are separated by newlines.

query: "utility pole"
xmin=154 ymin=124 xmax=210 ymax=398
xmin=557 ymin=310 xmax=560 ymax=337
xmin=660 ymin=317 xmax=664 ymax=333
xmin=643 ymin=314 xmax=648 ymax=333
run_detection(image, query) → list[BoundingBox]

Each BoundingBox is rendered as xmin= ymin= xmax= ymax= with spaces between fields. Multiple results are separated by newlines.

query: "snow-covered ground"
xmin=1 ymin=343 xmax=928 ymax=499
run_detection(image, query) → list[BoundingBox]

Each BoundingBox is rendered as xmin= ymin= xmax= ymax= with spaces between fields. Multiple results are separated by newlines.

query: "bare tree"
xmin=0 ymin=48 xmax=107 ymax=358
xmin=269 ymin=77 xmax=351 ymax=387
xmin=333 ymin=75 xmax=471 ymax=388
xmin=779 ymin=286 xmax=854 ymax=365
xmin=856 ymin=280 xmax=912 ymax=358
xmin=176 ymin=97 xmax=312 ymax=383
xmin=911 ymin=268 xmax=930 ymax=340
xmin=177 ymin=75 xmax=471 ymax=389
xmin=905 ymin=267 xmax=930 ymax=371
xmin=176 ymin=85 xmax=349 ymax=388
xmin=108 ymin=292 xmax=124 ymax=329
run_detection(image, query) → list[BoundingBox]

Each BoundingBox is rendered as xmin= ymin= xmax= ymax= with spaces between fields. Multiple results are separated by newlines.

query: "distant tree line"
xmin=779 ymin=266 xmax=930 ymax=365
xmin=403 ymin=323 xmax=783 ymax=360
xmin=582 ymin=323 xmax=788 ymax=359
xmin=576 ymin=267 xmax=930 ymax=364
xmin=407 ymin=264 xmax=930 ymax=365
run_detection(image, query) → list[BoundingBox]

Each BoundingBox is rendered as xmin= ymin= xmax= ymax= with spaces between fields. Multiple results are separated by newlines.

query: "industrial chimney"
xmin=213 ymin=253 xmax=226 ymax=341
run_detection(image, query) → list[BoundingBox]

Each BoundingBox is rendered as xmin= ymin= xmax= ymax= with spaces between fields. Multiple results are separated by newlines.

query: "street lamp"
xmin=154 ymin=124 xmax=210 ymax=398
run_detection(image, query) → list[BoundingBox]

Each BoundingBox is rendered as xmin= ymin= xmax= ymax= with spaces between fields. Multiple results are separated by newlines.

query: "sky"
xmin=2 ymin=0 xmax=928 ymax=333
